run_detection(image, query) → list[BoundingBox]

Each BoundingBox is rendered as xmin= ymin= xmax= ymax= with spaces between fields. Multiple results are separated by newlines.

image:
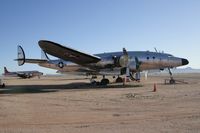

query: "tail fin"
xmin=4 ymin=67 xmax=9 ymax=74
xmin=41 ymin=50 xmax=50 ymax=60
xmin=17 ymin=45 xmax=25 ymax=66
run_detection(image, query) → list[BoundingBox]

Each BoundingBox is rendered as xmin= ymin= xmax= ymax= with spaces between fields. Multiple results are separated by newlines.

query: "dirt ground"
xmin=0 ymin=74 xmax=200 ymax=133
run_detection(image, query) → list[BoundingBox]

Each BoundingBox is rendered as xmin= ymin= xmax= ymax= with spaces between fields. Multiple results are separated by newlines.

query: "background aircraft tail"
xmin=4 ymin=67 xmax=10 ymax=74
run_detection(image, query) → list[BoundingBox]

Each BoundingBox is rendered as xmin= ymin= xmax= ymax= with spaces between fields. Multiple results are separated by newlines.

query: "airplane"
xmin=15 ymin=40 xmax=189 ymax=85
xmin=3 ymin=67 xmax=43 ymax=79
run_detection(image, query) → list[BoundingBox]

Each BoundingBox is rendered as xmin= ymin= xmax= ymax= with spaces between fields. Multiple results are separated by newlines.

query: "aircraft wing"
xmin=38 ymin=40 xmax=101 ymax=65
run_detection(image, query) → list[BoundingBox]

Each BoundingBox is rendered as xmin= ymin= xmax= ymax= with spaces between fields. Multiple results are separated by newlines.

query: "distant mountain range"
xmin=0 ymin=67 xmax=199 ymax=78
xmin=165 ymin=67 xmax=200 ymax=73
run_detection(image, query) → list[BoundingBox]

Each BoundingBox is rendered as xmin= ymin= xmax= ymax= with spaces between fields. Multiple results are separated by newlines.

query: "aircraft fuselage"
xmin=38 ymin=51 xmax=188 ymax=75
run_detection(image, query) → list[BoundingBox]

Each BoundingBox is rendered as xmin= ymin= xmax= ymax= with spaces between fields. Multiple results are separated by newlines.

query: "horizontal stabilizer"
xmin=15 ymin=58 xmax=48 ymax=64
xmin=15 ymin=45 xmax=48 ymax=66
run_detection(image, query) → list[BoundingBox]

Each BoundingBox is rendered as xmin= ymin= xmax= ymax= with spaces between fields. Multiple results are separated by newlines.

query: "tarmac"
xmin=0 ymin=73 xmax=200 ymax=133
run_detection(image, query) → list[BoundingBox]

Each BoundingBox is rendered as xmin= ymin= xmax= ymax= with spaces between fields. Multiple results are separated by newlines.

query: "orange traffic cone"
xmin=153 ymin=83 xmax=157 ymax=92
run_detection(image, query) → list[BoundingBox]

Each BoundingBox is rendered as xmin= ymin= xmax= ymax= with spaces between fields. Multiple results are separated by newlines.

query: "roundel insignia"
xmin=58 ymin=62 xmax=64 ymax=68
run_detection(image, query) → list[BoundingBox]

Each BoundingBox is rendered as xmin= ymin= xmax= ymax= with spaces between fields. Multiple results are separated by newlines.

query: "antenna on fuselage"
xmin=154 ymin=47 xmax=165 ymax=53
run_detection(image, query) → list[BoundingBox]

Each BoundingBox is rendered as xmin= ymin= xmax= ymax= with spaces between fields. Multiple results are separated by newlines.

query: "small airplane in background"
xmin=15 ymin=40 xmax=189 ymax=85
xmin=3 ymin=67 xmax=43 ymax=79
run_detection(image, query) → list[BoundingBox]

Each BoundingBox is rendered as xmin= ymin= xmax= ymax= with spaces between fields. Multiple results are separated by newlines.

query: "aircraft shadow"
xmin=0 ymin=82 xmax=142 ymax=94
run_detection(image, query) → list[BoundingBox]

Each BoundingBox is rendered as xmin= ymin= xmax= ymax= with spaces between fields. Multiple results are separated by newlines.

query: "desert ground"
xmin=0 ymin=73 xmax=200 ymax=133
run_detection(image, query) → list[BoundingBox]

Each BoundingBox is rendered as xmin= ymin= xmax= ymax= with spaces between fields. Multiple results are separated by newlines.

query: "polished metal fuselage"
xmin=38 ymin=51 xmax=187 ymax=75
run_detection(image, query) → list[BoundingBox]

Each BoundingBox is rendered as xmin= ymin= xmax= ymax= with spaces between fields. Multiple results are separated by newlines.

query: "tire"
xmin=100 ymin=79 xmax=109 ymax=85
xmin=170 ymin=79 xmax=175 ymax=84
xmin=116 ymin=77 xmax=123 ymax=83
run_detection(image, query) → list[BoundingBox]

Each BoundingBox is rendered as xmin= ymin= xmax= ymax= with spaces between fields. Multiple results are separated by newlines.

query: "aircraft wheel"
xmin=116 ymin=77 xmax=123 ymax=83
xmin=170 ymin=79 xmax=175 ymax=84
xmin=91 ymin=80 xmax=97 ymax=85
xmin=2 ymin=83 xmax=5 ymax=88
xmin=100 ymin=78 xmax=109 ymax=85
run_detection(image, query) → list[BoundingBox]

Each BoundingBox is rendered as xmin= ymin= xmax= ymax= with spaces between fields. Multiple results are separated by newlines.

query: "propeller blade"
xmin=126 ymin=67 xmax=130 ymax=77
xmin=124 ymin=67 xmax=131 ymax=83
xmin=123 ymin=48 xmax=128 ymax=55
xmin=119 ymin=48 xmax=129 ymax=68
xmin=119 ymin=55 xmax=128 ymax=67
xmin=135 ymin=72 xmax=141 ymax=81
xmin=135 ymin=56 xmax=141 ymax=70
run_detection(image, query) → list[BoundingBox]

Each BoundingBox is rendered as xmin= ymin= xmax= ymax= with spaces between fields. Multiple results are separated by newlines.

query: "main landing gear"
xmin=90 ymin=73 xmax=140 ymax=86
xmin=100 ymin=75 xmax=109 ymax=85
xmin=116 ymin=76 xmax=123 ymax=83
xmin=90 ymin=75 xmax=110 ymax=86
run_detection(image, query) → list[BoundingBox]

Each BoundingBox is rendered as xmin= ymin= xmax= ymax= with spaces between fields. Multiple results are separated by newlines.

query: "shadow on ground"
xmin=0 ymin=82 xmax=143 ymax=94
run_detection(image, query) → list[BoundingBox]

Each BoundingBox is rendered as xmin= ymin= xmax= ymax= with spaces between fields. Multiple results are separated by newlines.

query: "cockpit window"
xmin=168 ymin=55 xmax=174 ymax=57
xmin=167 ymin=54 xmax=174 ymax=57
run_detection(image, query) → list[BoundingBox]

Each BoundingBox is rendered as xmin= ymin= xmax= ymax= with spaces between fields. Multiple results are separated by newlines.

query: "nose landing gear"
xmin=168 ymin=68 xmax=175 ymax=84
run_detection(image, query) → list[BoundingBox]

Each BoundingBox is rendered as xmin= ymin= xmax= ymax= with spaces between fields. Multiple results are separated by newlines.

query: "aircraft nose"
xmin=182 ymin=58 xmax=189 ymax=65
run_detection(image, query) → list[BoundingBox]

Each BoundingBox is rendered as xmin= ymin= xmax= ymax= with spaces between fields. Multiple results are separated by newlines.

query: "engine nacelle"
xmin=113 ymin=55 xmax=129 ymax=68
xmin=112 ymin=56 xmax=120 ymax=67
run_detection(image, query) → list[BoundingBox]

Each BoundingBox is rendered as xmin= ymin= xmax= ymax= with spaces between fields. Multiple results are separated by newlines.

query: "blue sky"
xmin=0 ymin=0 xmax=200 ymax=74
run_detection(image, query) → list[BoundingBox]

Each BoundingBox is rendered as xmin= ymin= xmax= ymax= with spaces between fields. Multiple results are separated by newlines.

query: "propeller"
xmin=119 ymin=48 xmax=129 ymax=68
xmin=119 ymin=48 xmax=143 ymax=83
xmin=119 ymin=48 xmax=131 ymax=83
xmin=135 ymin=56 xmax=142 ymax=71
